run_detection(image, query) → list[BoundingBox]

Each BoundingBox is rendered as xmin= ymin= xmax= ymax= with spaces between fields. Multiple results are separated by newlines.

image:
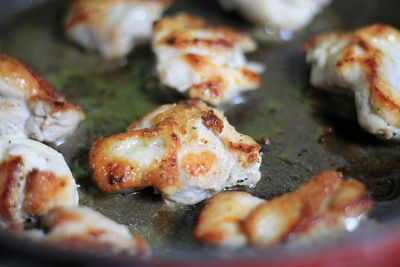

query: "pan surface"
xmin=0 ymin=0 xmax=400 ymax=264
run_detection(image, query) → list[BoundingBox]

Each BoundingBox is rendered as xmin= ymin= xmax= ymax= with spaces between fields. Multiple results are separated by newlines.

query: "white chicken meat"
xmin=305 ymin=24 xmax=400 ymax=140
xmin=89 ymin=100 xmax=262 ymax=205
xmin=65 ymin=0 xmax=172 ymax=59
xmin=0 ymin=136 xmax=79 ymax=230
xmin=218 ymin=0 xmax=331 ymax=31
xmin=0 ymin=54 xmax=85 ymax=143
xmin=153 ymin=13 xmax=263 ymax=105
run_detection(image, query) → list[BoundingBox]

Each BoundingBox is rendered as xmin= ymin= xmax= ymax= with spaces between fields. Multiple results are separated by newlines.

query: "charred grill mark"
xmin=228 ymin=141 xmax=256 ymax=154
xmin=336 ymin=56 xmax=355 ymax=67
xmin=201 ymin=110 xmax=224 ymax=133
xmin=357 ymin=39 xmax=370 ymax=52
xmin=241 ymin=68 xmax=261 ymax=84
xmin=171 ymin=133 xmax=180 ymax=145
xmin=140 ymin=128 xmax=161 ymax=137
xmin=193 ymin=78 xmax=223 ymax=97
xmin=28 ymin=67 xmax=66 ymax=101
xmin=164 ymin=36 xmax=233 ymax=49
xmin=184 ymin=53 xmax=207 ymax=69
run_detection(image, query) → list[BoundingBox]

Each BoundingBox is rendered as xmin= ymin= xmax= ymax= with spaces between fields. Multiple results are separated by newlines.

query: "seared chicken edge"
xmin=195 ymin=171 xmax=372 ymax=248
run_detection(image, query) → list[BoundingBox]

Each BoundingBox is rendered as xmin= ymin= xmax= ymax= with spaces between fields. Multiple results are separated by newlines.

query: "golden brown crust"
xmin=195 ymin=191 xmax=264 ymax=246
xmin=0 ymin=55 xmax=39 ymax=95
xmin=227 ymin=141 xmax=260 ymax=164
xmin=89 ymin=130 xmax=179 ymax=193
xmin=23 ymin=170 xmax=71 ymax=215
xmin=0 ymin=156 xmax=25 ymax=223
xmin=182 ymin=151 xmax=217 ymax=177
xmin=0 ymin=54 xmax=84 ymax=118
xmin=241 ymin=68 xmax=262 ymax=85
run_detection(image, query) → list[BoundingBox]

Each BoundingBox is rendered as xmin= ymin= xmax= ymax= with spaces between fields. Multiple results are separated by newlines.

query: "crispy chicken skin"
xmin=65 ymin=0 xmax=172 ymax=59
xmin=89 ymin=100 xmax=262 ymax=205
xmin=195 ymin=171 xmax=371 ymax=248
xmin=218 ymin=0 xmax=331 ymax=31
xmin=41 ymin=206 xmax=150 ymax=256
xmin=0 ymin=55 xmax=84 ymax=143
xmin=0 ymin=136 xmax=79 ymax=229
xmin=305 ymin=24 xmax=400 ymax=140
xmin=152 ymin=14 xmax=263 ymax=105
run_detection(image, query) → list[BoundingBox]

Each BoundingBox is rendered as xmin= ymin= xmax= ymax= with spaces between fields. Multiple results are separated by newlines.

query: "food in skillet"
xmin=218 ymin=0 xmax=331 ymax=32
xmin=152 ymin=14 xmax=263 ymax=105
xmin=0 ymin=136 xmax=79 ymax=230
xmin=65 ymin=0 xmax=172 ymax=59
xmin=89 ymin=100 xmax=262 ymax=205
xmin=195 ymin=171 xmax=372 ymax=248
xmin=0 ymin=55 xmax=84 ymax=143
xmin=40 ymin=206 xmax=150 ymax=256
xmin=305 ymin=24 xmax=400 ymax=140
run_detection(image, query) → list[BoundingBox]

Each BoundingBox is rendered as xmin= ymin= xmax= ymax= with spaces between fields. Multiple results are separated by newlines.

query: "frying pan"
xmin=1 ymin=0 xmax=400 ymax=266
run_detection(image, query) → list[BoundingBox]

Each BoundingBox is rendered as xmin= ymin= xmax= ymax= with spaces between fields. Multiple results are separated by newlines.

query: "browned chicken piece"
xmin=0 ymin=136 xmax=79 ymax=230
xmin=89 ymin=100 xmax=262 ymax=205
xmin=153 ymin=14 xmax=264 ymax=105
xmin=65 ymin=0 xmax=172 ymax=59
xmin=195 ymin=171 xmax=372 ymax=248
xmin=42 ymin=206 xmax=150 ymax=256
xmin=305 ymin=24 xmax=400 ymax=140
xmin=0 ymin=54 xmax=85 ymax=143
xmin=195 ymin=191 xmax=264 ymax=247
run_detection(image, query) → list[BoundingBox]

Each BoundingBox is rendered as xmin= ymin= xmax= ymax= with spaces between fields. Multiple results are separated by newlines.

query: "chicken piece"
xmin=152 ymin=14 xmax=263 ymax=105
xmin=41 ymin=206 xmax=150 ymax=256
xmin=195 ymin=191 xmax=264 ymax=248
xmin=195 ymin=171 xmax=372 ymax=248
xmin=0 ymin=136 xmax=79 ymax=229
xmin=89 ymin=100 xmax=262 ymax=205
xmin=65 ymin=0 xmax=172 ymax=59
xmin=218 ymin=0 xmax=331 ymax=31
xmin=0 ymin=55 xmax=84 ymax=143
xmin=305 ymin=24 xmax=400 ymax=140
